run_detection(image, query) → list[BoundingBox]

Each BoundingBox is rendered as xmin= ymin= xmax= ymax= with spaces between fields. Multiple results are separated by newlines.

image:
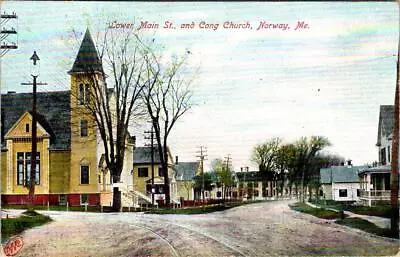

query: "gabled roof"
xmin=133 ymin=146 xmax=161 ymax=164
xmin=1 ymin=91 xmax=71 ymax=150
xmin=377 ymin=105 xmax=394 ymax=146
xmin=320 ymin=165 xmax=368 ymax=184
xmin=68 ymin=29 xmax=103 ymax=74
xmin=175 ymin=162 xmax=199 ymax=181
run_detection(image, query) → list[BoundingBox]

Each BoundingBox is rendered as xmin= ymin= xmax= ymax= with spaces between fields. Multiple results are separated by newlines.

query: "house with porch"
xmin=131 ymin=146 xmax=178 ymax=206
xmin=358 ymin=105 xmax=398 ymax=206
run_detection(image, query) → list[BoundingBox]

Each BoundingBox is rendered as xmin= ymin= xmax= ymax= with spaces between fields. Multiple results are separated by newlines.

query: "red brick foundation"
xmin=1 ymin=193 xmax=101 ymax=206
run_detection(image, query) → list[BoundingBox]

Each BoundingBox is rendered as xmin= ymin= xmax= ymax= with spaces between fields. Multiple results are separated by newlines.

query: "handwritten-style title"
xmin=109 ymin=20 xmax=310 ymax=31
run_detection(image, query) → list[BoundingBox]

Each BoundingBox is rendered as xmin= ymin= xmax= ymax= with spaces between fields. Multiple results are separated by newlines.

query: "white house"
xmin=320 ymin=163 xmax=367 ymax=202
xmin=358 ymin=105 xmax=399 ymax=206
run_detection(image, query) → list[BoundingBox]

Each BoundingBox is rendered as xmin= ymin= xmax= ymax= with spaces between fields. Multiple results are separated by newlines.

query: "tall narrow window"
xmin=388 ymin=146 xmax=391 ymax=163
xmin=158 ymin=166 xmax=164 ymax=177
xmin=35 ymin=152 xmax=40 ymax=184
xmin=85 ymin=84 xmax=90 ymax=104
xmin=25 ymin=123 xmax=29 ymax=133
xmin=80 ymin=120 xmax=88 ymax=137
xmin=80 ymin=165 xmax=89 ymax=184
xmin=78 ymin=83 xmax=90 ymax=105
xmin=79 ymin=84 xmax=85 ymax=105
xmin=17 ymin=152 xmax=24 ymax=185
xmin=25 ymin=152 xmax=31 ymax=186
xmin=380 ymin=148 xmax=386 ymax=165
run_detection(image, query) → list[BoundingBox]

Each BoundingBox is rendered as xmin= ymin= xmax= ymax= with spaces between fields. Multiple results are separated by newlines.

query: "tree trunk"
xmin=112 ymin=187 xmax=121 ymax=211
xmin=112 ymin=174 xmax=122 ymax=211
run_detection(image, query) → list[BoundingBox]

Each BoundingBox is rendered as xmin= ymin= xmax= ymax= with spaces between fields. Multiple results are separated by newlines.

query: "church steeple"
xmin=68 ymin=28 xmax=103 ymax=74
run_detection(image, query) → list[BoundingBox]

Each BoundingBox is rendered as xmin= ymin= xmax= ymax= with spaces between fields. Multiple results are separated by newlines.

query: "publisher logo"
xmin=3 ymin=237 xmax=24 ymax=256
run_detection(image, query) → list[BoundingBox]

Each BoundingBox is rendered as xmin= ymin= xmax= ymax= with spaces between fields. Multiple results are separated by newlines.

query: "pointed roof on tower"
xmin=68 ymin=28 xmax=103 ymax=74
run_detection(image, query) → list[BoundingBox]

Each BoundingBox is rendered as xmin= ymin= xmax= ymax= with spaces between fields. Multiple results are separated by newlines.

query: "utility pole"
xmin=144 ymin=125 xmax=156 ymax=205
xmin=390 ymin=27 xmax=399 ymax=235
xmin=224 ymin=154 xmax=231 ymax=201
xmin=1 ymin=11 xmax=18 ymax=57
xmin=196 ymin=146 xmax=207 ymax=202
xmin=21 ymin=51 xmax=47 ymax=208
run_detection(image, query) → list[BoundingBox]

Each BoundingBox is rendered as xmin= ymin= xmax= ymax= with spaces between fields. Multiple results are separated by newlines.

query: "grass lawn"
xmin=310 ymin=199 xmax=391 ymax=218
xmin=290 ymin=202 xmax=346 ymax=220
xmin=1 ymin=210 xmax=52 ymax=242
xmin=335 ymin=218 xmax=398 ymax=239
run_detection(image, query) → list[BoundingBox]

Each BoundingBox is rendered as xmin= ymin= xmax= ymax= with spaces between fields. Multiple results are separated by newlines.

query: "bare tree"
xmin=292 ymin=136 xmax=331 ymax=202
xmin=251 ymin=137 xmax=281 ymax=197
xmin=142 ymin=53 xmax=193 ymax=205
xmin=70 ymin=27 xmax=149 ymax=211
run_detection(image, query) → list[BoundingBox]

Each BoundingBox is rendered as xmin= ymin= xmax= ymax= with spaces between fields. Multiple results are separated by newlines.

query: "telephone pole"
xmin=196 ymin=146 xmax=207 ymax=202
xmin=144 ymin=126 xmax=156 ymax=205
xmin=1 ymin=11 xmax=18 ymax=57
xmin=224 ymin=154 xmax=232 ymax=200
xmin=21 ymin=51 xmax=47 ymax=207
xmin=390 ymin=28 xmax=399 ymax=236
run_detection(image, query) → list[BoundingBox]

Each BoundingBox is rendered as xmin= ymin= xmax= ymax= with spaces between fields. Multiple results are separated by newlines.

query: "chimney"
xmin=241 ymin=167 xmax=243 ymax=172
xmin=346 ymin=159 xmax=352 ymax=167
xmin=175 ymin=156 xmax=178 ymax=165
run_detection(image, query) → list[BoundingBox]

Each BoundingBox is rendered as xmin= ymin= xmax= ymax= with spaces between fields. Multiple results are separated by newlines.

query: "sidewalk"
xmin=306 ymin=202 xmax=390 ymax=229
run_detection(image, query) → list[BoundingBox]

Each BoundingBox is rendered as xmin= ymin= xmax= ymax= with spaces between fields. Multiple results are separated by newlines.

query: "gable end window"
xmin=138 ymin=167 xmax=148 ymax=177
xmin=25 ymin=123 xmax=29 ymax=133
xmin=80 ymin=165 xmax=89 ymax=184
xmin=80 ymin=120 xmax=88 ymax=137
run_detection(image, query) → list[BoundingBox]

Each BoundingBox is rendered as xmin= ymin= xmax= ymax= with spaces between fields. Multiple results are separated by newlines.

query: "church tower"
xmin=67 ymin=29 xmax=104 ymax=205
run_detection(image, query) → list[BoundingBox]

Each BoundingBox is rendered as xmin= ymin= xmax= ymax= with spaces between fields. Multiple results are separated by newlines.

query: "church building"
xmin=1 ymin=29 xmax=134 ymax=206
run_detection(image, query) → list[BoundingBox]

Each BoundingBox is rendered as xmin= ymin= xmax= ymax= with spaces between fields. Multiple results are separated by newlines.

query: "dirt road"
xmin=13 ymin=200 xmax=400 ymax=256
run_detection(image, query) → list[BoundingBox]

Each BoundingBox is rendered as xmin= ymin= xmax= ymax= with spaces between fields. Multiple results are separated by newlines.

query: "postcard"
xmin=1 ymin=2 xmax=399 ymax=256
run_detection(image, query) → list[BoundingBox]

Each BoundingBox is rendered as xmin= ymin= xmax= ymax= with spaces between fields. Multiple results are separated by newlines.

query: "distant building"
xmin=320 ymin=163 xmax=367 ymax=202
xmin=174 ymin=160 xmax=200 ymax=201
xmin=358 ymin=105 xmax=399 ymax=206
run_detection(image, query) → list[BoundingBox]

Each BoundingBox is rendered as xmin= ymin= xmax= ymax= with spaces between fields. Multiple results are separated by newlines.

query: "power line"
xmin=1 ymin=11 xmax=18 ymax=57
xmin=196 ymin=145 xmax=207 ymax=202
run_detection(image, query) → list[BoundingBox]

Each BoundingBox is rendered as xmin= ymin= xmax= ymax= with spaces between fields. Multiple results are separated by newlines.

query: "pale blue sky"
xmin=1 ymin=2 xmax=398 ymax=170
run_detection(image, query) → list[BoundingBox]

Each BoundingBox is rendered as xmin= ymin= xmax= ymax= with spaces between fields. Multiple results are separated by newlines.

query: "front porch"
xmin=358 ymin=165 xmax=398 ymax=206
